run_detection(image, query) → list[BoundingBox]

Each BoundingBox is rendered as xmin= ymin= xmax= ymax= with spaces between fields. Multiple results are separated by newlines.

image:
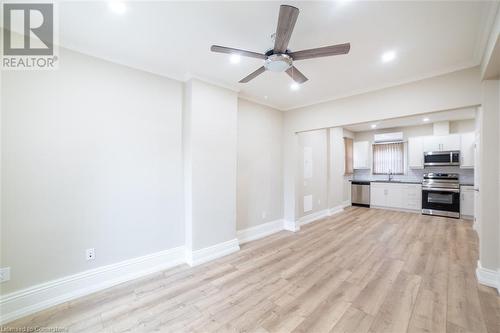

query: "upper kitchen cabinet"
xmin=353 ymin=141 xmax=371 ymax=169
xmin=460 ymin=132 xmax=475 ymax=168
xmin=408 ymin=137 xmax=424 ymax=169
xmin=423 ymin=134 xmax=460 ymax=152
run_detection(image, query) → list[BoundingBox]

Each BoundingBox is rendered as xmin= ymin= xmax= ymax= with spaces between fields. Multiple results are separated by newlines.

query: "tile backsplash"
xmin=353 ymin=167 xmax=474 ymax=184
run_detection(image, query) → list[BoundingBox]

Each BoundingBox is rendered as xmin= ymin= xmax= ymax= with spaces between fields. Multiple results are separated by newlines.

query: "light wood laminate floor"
xmin=4 ymin=207 xmax=500 ymax=332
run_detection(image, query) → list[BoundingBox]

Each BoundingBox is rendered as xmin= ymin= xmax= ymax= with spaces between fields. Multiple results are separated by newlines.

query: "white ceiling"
xmin=343 ymin=107 xmax=477 ymax=132
xmin=56 ymin=1 xmax=497 ymax=110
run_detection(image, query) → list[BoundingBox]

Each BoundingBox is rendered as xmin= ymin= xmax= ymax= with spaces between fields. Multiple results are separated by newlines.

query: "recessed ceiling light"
xmin=290 ymin=82 xmax=300 ymax=91
xmin=371 ymin=124 xmax=377 ymax=129
xmin=264 ymin=95 xmax=269 ymax=100
xmin=381 ymin=50 xmax=396 ymax=63
xmin=423 ymin=117 xmax=430 ymax=122
xmin=108 ymin=1 xmax=127 ymax=15
xmin=229 ymin=54 xmax=241 ymax=64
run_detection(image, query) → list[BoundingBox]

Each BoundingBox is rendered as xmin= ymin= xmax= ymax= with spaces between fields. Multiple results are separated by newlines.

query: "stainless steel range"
xmin=422 ymin=173 xmax=460 ymax=218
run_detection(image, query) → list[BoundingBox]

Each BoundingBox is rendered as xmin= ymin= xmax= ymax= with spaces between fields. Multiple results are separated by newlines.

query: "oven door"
xmin=422 ymin=188 xmax=460 ymax=218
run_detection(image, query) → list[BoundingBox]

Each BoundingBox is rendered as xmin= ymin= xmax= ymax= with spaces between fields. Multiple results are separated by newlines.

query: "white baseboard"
xmin=283 ymin=220 xmax=300 ymax=232
xmin=328 ymin=205 xmax=345 ymax=216
xmin=0 ymin=246 xmax=186 ymax=325
xmin=476 ymin=261 xmax=500 ymax=294
xmin=342 ymin=200 xmax=351 ymax=208
xmin=237 ymin=219 xmax=284 ymax=244
xmin=185 ymin=238 xmax=240 ymax=267
xmin=370 ymin=205 xmax=420 ymax=214
xmin=298 ymin=205 xmax=346 ymax=227
xmin=298 ymin=209 xmax=330 ymax=226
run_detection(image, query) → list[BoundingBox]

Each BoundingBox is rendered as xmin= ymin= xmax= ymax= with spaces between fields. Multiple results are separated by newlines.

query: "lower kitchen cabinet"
xmin=460 ymin=185 xmax=474 ymax=219
xmin=370 ymin=182 xmax=421 ymax=211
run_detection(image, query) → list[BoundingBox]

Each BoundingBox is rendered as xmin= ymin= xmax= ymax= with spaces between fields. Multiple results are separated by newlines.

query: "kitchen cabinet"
xmin=460 ymin=132 xmax=475 ymax=168
xmin=353 ymin=141 xmax=370 ymax=169
xmin=408 ymin=137 xmax=424 ymax=169
xmin=402 ymin=185 xmax=422 ymax=210
xmin=461 ymin=185 xmax=474 ymax=219
xmin=370 ymin=182 xmax=421 ymax=211
xmin=423 ymin=134 xmax=460 ymax=152
xmin=370 ymin=183 xmax=387 ymax=207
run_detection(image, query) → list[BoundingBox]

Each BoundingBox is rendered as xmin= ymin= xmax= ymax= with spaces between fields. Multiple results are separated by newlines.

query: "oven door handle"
xmin=422 ymin=187 xmax=460 ymax=193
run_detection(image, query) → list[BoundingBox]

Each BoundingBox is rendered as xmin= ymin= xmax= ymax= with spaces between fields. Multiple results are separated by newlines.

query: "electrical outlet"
xmin=0 ymin=267 xmax=11 ymax=283
xmin=86 ymin=248 xmax=95 ymax=261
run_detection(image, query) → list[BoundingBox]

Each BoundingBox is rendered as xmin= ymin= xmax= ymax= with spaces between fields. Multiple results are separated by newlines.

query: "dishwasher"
xmin=351 ymin=181 xmax=370 ymax=207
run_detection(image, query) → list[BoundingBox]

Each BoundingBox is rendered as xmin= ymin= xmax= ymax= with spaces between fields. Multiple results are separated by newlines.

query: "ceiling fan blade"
xmin=239 ymin=66 xmax=266 ymax=83
xmin=274 ymin=5 xmax=299 ymax=53
xmin=288 ymin=43 xmax=351 ymax=61
xmin=210 ymin=45 xmax=266 ymax=60
xmin=286 ymin=66 xmax=308 ymax=84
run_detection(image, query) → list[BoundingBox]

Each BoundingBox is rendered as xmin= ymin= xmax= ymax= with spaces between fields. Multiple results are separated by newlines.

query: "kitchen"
xmin=347 ymin=107 xmax=477 ymax=221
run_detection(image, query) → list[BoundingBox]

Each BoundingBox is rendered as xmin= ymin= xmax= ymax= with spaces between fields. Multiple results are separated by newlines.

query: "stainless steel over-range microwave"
xmin=423 ymin=151 xmax=460 ymax=166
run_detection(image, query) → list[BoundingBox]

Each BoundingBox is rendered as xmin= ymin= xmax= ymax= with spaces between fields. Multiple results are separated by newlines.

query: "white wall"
xmin=298 ymin=130 xmax=328 ymax=218
xmin=478 ymin=80 xmax=500 ymax=274
xmin=237 ymin=99 xmax=283 ymax=230
xmin=328 ymin=128 xmax=346 ymax=210
xmin=183 ymin=79 xmax=238 ymax=251
xmin=283 ymin=67 xmax=482 ymax=224
xmin=1 ymin=49 xmax=184 ymax=294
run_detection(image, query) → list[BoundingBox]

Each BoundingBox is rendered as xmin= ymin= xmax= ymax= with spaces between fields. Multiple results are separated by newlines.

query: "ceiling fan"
xmin=210 ymin=4 xmax=350 ymax=84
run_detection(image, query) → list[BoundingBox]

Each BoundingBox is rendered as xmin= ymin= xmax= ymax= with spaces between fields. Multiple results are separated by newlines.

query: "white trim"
xmin=342 ymin=200 xmax=352 ymax=208
xmin=237 ymin=219 xmax=284 ymax=245
xmin=328 ymin=205 xmax=345 ymax=216
xmin=476 ymin=261 xmax=500 ymax=294
xmin=298 ymin=209 xmax=330 ymax=226
xmin=283 ymin=63 xmax=478 ymax=111
xmin=185 ymin=238 xmax=240 ymax=267
xmin=283 ymin=220 xmax=300 ymax=232
xmin=0 ymin=246 xmax=186 ymax=325
xmin=369 ymin=205 xmax=421 ymax=214
xmin=184 ymin=73 xmax=240 ymax=93
xmin=237 ymin=94 xmax=283 ymax=112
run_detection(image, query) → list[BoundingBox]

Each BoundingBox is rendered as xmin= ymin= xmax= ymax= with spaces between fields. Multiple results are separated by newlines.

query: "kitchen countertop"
xmin=350 ymin=180 xmax=475 ymax=186
xmin=369 ymin=180 xmax=422 ymax=184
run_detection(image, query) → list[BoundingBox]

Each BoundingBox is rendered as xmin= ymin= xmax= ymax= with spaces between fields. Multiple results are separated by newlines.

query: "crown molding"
xmin=184 ymin=73 xmax=241 ymax=93
xmin=283 ymin=62 xmax=479 ymax=112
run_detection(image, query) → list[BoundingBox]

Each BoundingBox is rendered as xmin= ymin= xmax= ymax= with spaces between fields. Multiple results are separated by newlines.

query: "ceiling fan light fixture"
xmin=264 ymin=54 xmax=293 ymax=72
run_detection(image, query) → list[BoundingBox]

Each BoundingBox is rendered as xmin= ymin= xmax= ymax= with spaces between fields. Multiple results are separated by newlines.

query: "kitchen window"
xmin=372 ymin=142 xmax=404 ymax=175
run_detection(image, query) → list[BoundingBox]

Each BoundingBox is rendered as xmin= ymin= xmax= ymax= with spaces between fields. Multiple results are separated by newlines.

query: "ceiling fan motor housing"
xmin=264 ymin=53 xmax=293 ymax=72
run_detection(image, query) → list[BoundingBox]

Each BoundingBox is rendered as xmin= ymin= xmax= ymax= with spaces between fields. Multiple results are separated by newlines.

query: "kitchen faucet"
xmin=388 ymin=170 xmax=393 ymax=181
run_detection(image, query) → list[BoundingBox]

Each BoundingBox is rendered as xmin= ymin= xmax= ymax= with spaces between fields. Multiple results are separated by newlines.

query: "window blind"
xmin=372 ymin=142 xmax=404 ymax=175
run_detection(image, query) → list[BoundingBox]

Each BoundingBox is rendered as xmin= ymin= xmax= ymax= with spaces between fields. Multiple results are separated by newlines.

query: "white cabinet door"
xmin=370 ymin=184 xmax=387 ymax=207
xmin=386 ymin=183 xmax=403 ymax=209
xmin=423 ymin=136 xmax=440 ymax=152
xmin=461 ymin=186 xmax=474 ymax=218
xmin=408 ymin=137 xmax=424 ymax=169
xmin=423 ymin=135 xmax=460 ymax=152
xmin=353 ymin=141 xmax=370 ymax=169
xmin=441 ymin=134 xmax=460 ymax=151
xmin=402 ymin=184 xmax=422 ymax=210
xmin=460 ymin=132 xmax=475 ymax=168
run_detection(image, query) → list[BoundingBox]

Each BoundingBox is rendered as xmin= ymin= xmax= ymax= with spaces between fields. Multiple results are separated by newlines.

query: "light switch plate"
xmin=0 ymin=267 xmax=11 ymax=283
